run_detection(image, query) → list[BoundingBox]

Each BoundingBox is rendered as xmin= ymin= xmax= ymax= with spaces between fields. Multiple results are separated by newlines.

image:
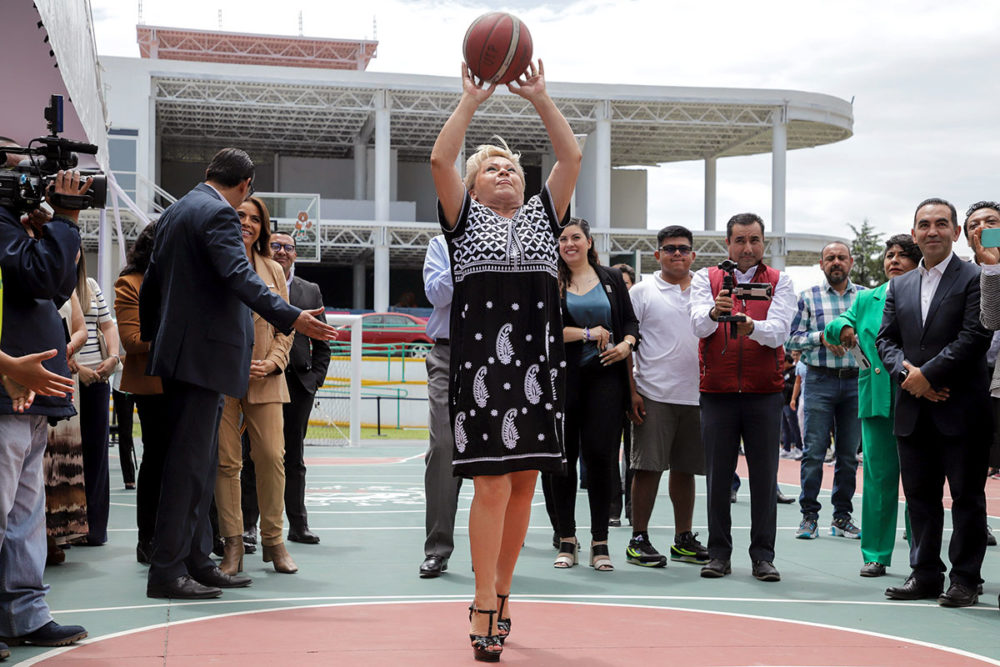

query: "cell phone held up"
xmin=981 ymin=227 xmax=1000 ymax=248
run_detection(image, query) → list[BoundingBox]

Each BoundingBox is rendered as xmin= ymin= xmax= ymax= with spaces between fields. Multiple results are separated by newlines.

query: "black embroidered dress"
xmin=441 ymin=187 xmax=568 ymax=477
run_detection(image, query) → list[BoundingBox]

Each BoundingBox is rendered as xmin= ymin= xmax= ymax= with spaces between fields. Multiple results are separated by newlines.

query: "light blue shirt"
xmin=423 ymin=235 xmax=452 ymax=341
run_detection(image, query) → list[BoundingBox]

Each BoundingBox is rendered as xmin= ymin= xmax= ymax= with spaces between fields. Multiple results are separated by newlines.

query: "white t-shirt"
xmin=630 ymin=272 xmax=700 ymax=405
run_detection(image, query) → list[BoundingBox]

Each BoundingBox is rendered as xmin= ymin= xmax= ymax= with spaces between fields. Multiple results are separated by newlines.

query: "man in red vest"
xmin=689 ymin=213 xmax=797 ymax=582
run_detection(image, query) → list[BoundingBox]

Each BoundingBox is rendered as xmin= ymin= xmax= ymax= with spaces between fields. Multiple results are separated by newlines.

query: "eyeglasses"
xmin=659 ymin=244 xmax=692 ymax=255
xmin=270 ymin=242 xmax=296 ymax=253
xmin=247 ymin=177 xmax=255 ymax=198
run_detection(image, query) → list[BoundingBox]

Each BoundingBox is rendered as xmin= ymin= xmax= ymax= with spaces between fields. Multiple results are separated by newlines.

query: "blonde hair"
xmin=463 ymin=136 xmax=525 ymax=192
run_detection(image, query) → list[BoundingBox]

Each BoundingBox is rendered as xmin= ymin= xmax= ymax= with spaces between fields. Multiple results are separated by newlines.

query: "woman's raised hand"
xmin=507 ymin=60 xmax=545 ymax=101
xmin=462 ymin=63 xmax=497 ymax=105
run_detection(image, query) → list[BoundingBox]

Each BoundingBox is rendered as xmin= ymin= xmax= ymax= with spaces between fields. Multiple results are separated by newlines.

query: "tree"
xmin=847 ymin=219 xmax=884 ymax=288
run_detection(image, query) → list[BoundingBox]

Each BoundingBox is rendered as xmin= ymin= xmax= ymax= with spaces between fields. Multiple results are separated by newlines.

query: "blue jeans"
xmin=798 ymin=371 xmax=861 ymax=520
xmin=0 ymin=415 xmax=53 ymax=637
xmin=781 ymin=404 xmax=802 ymax=450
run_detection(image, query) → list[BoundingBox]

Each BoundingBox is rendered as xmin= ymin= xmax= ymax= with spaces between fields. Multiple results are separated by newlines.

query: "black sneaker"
xmin=625 ymin=534 xmax=667 ymax=567
xmin=0 ymin=621 xmax=87 ymax=647
xmin=670 ymin=531 xmax=709 ymax=564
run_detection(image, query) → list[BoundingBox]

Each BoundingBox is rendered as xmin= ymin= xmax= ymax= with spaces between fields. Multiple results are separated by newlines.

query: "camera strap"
xmin=48 ymin=192 xmax=90 ymax=210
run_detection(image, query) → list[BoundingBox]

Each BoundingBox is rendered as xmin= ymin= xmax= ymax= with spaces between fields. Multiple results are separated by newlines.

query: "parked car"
xmin=326 ymin=311 xmax=433 ymax=357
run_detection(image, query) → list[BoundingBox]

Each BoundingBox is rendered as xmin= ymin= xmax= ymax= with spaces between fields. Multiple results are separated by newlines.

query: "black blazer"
xmin=560 ymin=263 xmax=640 ymax=412
xmin=140 ymin=183 xmax=300 ymax=398
xmin=875 ymin=256 xmax=992 ymax=438
xmin=286 ymin=275 xmax=330 ymax=395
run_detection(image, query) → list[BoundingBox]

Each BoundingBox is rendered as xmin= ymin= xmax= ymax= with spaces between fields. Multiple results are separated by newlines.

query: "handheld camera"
xmin=0 ymin=95 xmax=107 ymax=214
xmin=716 ymin=259 xmax=773 ymax=338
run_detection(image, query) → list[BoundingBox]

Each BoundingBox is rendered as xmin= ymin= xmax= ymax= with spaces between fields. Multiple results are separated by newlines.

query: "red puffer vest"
xmin=698 ymin=263 xmax=784 ymax=394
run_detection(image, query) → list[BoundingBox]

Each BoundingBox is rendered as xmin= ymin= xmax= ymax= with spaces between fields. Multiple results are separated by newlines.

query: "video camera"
xmin=716 ymin=259 xmax=773 ymax=338
xmin=0 ymin=95 xmax=106 ymax=214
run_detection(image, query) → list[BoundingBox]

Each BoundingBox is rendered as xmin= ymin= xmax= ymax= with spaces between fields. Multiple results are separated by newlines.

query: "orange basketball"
xmin=463 ymin=12 xmax=533 ymax=85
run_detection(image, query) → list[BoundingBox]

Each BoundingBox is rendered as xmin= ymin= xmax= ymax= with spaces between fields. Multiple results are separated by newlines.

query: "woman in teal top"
xmin=824 ymin=234 xmax=920 ymax=577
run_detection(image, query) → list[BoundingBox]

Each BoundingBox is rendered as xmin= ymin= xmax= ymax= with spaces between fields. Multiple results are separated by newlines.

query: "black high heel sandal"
xmin=468 ymin=606 xmax=502 ymax=662
xmin=496 ymin=594 xmax=511 ymax=644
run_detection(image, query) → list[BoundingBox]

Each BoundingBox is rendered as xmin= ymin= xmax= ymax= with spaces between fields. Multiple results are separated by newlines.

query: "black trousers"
xmin=80 ymin=380 xmax=111 ymax=544
xmin=701 ymin=391 xmax=782 ymax=563
xmin=549 ymin=362 xmax=626 ymax=543
xmin=243 ymin=377 xmax=314 ymax=532
xmin=148 ymin=378 xmax=225 ymax=585
xmin=112 ymin=389 xmax=137 ymax=485
xmin=897 ymin=410 xmax=989 ymax=587
xmin=134 ymin=393 xmax=170 ymax=545
xmin=608 ymin=420 xmax=633 ymax=520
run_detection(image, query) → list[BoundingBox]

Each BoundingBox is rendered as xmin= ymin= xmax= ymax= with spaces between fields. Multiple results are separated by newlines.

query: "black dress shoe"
xmin=0 ymin=621 xmax=88 ymax=647
xmin=860 ymin=562 xmax=886 ymax=577
xmin=136 ymin=540 xmax=153 ymax=565
xmin=194 ymin=566 xmax=252 ymax=588
xmin=287 ymin=527 xmax=321 ymax=544
xmin=419 ymin=555 xmax=449 ymax=578
xmin=884 ymin=575 xmax=943 ymax=600
xmin=0 ymin=640 xmax=8 ymax=659
xmin=776 ymin=491 xmax=795 ymax=504
xmin=700 ymin=558 xmax=731 ymax=578
xmin=938 ymin=583 xmax=979 ymax=608
xmin=730 ymin=489 xmax=738 ymax=503
xmin=752 ymin=560 xmax=781 ymax=582
xmin=147 ymin=574 xmax=222 ymax=599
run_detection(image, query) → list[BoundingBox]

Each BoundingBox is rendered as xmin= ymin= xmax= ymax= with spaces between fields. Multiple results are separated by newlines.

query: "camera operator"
xmin=688 ymin=213 xmax=797 ymax=582
xmin=0 ymin=165 xmax=90 ymax=651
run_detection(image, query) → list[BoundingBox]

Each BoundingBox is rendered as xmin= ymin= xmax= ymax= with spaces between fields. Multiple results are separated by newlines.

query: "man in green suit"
xmin=824 ymin=234 xmax=920 ymax=577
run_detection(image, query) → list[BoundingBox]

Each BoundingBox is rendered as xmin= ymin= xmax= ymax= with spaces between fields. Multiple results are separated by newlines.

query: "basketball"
xmin=463 ymin=12 xmax=533 ymax=85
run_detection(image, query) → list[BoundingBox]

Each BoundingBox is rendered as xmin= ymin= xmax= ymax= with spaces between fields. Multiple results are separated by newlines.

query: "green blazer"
xmin=824 ymin=282 xmax=894 ymax=419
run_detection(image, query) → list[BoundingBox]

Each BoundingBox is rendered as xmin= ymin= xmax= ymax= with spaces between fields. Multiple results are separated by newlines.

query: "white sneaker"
xmin=791 ymin=447 xmax=803 ymax=460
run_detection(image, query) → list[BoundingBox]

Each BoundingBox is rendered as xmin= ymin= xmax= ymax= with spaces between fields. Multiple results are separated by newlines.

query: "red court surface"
xmin=31 ymin=601 xmax=998 ymax=666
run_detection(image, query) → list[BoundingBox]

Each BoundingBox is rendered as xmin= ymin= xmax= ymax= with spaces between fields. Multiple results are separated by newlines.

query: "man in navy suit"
xmin=140 ymin=148 xmax=336 ymax=599
xmin=876 ymin=197 xmax=992 ymax=607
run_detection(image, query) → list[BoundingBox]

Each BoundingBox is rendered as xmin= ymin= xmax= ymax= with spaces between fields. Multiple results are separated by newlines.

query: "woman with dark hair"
xmin=550 ymin=218 xmax=639 ymax=571
xmin=825 ymin=233 xmax=921 ymax=578
xmin=431 ymin=59 xmax=581 ymax=661
xmin=115 ymin=222 xmax=168 ymax=564
xmin=215 ymin=196 xmax=297 ymax=575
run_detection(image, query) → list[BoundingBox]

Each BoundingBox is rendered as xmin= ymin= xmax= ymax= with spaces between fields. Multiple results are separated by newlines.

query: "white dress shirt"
xmin=423 ymin=235 xmax=453 ymax=341
xmin=689 ymin=263 xmax=797 ymax=349
xmin=917 ymin=252 xmax=955 ymax=326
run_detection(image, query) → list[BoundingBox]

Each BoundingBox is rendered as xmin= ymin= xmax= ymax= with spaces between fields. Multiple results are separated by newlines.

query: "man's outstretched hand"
xmin=293 ymin=307 xmax=340 ymax=341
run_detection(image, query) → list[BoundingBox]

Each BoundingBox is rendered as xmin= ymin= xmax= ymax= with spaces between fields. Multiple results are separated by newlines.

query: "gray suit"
xmin=982 ymin=271 xmax=1000 ymax=395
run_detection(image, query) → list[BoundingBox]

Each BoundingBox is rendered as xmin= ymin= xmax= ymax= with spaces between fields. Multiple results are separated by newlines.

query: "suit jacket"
xmin=875 ymin=255 xmax=992 ymax=437
xmin=139 ymin=183 xmax=300 ymax=398
xmin=115 ymin=272 xmax=163 ymax=395
xmin=825 ymin=282 xmax=893 ymax=419
xmin=286 ymin=274 xmax=330 ymax=395
xmin=981 ymin=271 xmax=1000 ymax=396
xmin=245 ymin=254 xmax=293 ymax=404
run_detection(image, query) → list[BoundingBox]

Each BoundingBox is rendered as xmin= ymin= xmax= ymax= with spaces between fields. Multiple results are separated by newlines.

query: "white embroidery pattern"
xmin=473 ymin=366 xmax=490 ymax=408
xmin=524 ymin=364 xmax=542 ymax=405
xmin=550 ymin=368 xmax=559 ymax=404
xmin=496 ymin=323 xmax=514 ymax=365
xmin=501 ymin=408 xmax=520 ymax=450
xmin=454 ymin=412 xmax=468 ymax=453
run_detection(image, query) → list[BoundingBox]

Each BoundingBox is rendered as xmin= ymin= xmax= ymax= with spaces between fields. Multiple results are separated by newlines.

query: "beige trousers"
xmin=216 ymin=397 xmax=286 ymax=546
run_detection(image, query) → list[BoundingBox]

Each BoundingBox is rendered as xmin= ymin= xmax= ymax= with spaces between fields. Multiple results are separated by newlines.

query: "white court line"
xmin=31 ymin=597 xmax=1000 ymax=666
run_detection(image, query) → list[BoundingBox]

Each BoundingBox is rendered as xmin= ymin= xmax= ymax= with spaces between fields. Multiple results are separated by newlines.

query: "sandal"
xmin=591 ymin=540 xmax=614 ymax=571
xmin=496 ymin=593 xmax=511 ymax=644
xmin=553 ymin=539 xmax=579 ymax=568
xmin=468 ymin=606 xmax=502 ymax=662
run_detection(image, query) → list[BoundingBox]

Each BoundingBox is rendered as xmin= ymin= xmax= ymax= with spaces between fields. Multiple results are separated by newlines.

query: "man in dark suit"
xmin=140 ymin=148 xmax=336 ymax=599
xmin=241 ymin=232 xmax=329 ymax=545
xmin=876 ymin=197 xmax=993 ymax=608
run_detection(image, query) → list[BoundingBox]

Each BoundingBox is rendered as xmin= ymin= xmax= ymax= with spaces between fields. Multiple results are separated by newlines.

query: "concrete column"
xmin=353 ymin=259 xmax=366 ymax=310
xmin=373 ymin=90 xmax=391 ymax=312
xmin=594 ymin=101 xmax=611 ymax=228
xmin=373 ymin=233 xmax=390 ymax=313
xmin=704 ymin=156 xmax=717 ymax=231
xmin=273 ymin=151 xmax=281 ymax=191
xmin=97 ymin=209 xmax=113 ymax=298
xmin=374 ymin=90 xmax=391 ymax=223
xmin=354 ymin=139 xmax=367 ymax=200
xmin=771 ymin=108 xmax=787 ymax=269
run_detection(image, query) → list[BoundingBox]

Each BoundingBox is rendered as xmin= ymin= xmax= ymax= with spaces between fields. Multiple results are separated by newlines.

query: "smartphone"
xmin=849 ymin=345 xmax=871 ymax=370
xmin=981 ymin=227 xmax=1000 ymax=248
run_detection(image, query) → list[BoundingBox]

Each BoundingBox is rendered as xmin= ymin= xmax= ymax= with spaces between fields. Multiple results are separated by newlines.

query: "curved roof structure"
xmin=136 ymin=60 xmax=852 ymax=165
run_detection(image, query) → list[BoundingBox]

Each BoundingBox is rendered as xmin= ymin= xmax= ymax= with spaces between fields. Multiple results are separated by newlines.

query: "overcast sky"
xmin=91 ymin=0 xmax=1000 ymax=263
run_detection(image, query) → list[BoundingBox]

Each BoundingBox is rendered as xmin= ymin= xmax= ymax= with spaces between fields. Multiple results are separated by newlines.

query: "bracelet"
xmin=583 ymin=327 xmax=590 ymax=341
xmin=625 ymin=339 xmax=634 ymax=351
